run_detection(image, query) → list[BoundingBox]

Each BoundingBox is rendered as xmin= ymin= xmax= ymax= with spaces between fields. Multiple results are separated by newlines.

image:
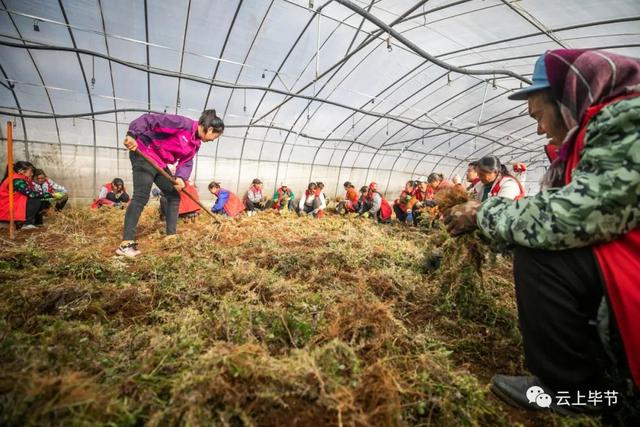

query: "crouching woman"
xmin=208 ymin=182 xmax=245 ymax=218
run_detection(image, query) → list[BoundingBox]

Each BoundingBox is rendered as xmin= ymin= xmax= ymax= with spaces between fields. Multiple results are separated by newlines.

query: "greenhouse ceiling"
xmin=1 ymin=0 xmax=639 ymax=197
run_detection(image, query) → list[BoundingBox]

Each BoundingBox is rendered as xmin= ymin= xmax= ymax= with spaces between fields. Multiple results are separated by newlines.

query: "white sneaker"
xmin=22 ymin=224 xmax=38 ymax=230
xmin=115 ymin=242 xmax=141 ymax=258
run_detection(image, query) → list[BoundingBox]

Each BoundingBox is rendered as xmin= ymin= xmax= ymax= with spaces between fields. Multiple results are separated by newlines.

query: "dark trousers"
xmin=393 ymin=204 xmax=407 ymax=221
xmin=245 ymin=199 xmax=264 ymax=212
xmin=123 ymin=152 xmax=180 ymax=240
xmin=25 ymin=198 xmax=46 ymax=225
xmin=54 ymin=194 xmax=69 ymax=211
xmin=513 ymin=245 xmax=608 ymax=392
xmin=106 ymin=192 xmax=130 ymax=203
xmin=299 ymin=198 xmax=322 ymax=215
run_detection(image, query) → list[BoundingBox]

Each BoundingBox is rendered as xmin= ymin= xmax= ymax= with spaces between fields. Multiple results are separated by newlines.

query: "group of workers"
xmin=0 ymin=48 xmax=638 ymax=418
xmin=0 ymin=161 xmax=68 ymax=229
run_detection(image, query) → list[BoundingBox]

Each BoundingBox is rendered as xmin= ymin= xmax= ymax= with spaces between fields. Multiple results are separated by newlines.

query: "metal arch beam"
xmin=280 ymin=0 xmax=436 ymax=190
xmin=174 ymin=0 xmax=193 ymax=115
xmin=421 ymin=109 xmax=534 ymax=180
xmin=96 ymin=0 xmax=122 ymax=176
xmin=144 ymin=0 xmax=150 ymax=111
xmin=202 ymin=0 xmax=244 ymax=110
xmin=251 ymin=0 xmax=473 ymax=127
xmin=257 ymin=2 xmax=374 ymax=192
xmin=306 ymin=17 xmax=640 ymax=185
xmin=274 ymin=0 xmax=387 ymax=192
xmin=1 ymin=0 xmax=61 ymax=149
xmin=0 ymin=107 xmax=450 ymax=157
xmin=499 ymin=0 xmax=567 ymax=49
xmin=233 ymin=1 xmax=338 ymax=193
xmin=309 ymin=0 xmax=484 ymax=190
xmin=382 ymin=88 xmax=518 ymax=193
xmin=0 ymin=40 xmax=477 ymax=130
xmin=253 ymin=13 xmax=640 ymax=128
xmin=221 ymin=0 xmax=274 ymax=186
xmin=0 ymin=40 xmax=542 ymax=145
xmin=0 ymin=63 xmax=28 ymax=158
xmin=333 ymin=0 xmax=530 ymax=84
xmin=363 ymin=39 xmax=640 ymax=188
xmin=57 ymin=0 xmax=98 ymax=193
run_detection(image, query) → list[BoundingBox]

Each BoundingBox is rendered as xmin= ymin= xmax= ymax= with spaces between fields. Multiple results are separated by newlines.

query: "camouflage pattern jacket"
xmin=477 ymin=96 xmax=640 ymax=250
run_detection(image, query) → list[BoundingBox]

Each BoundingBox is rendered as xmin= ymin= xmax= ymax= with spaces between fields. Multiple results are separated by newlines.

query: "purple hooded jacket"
xmin=126 ymin=113 xmax=201 ymax=181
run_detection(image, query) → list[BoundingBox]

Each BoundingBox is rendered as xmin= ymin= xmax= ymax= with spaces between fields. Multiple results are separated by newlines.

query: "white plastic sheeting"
xmin=0 ymin=0 xmax=639 ymax=200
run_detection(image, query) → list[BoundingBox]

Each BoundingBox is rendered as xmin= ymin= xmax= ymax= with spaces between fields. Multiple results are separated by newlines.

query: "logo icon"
xmin=535 ymin=393 xmax=552 ymax=408
xmin=526 ymin=386 xmax=544 ymax=404
xmin=526 ymin=385 xmax=552 ymax=408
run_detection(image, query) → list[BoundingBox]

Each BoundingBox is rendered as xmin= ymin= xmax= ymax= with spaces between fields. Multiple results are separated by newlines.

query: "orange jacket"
xmin=406 ymin=188 xmax=428 ymax=211
xmin=345 ymin=187 xmax=358 ymax=203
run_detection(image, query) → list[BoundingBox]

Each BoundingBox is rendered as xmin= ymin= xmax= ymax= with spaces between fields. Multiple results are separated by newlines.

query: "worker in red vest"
xmin=393 ymin=180 xmax=416 ymax=222
xmin=0 ymin=161 xmax=52 ymax=229
xmin=158 ymin=180 xmax=201 ymax=222
xmin=444 ymin=50 xmax=640 ymax=416
xmin=473 ymin=156 xmax=525 ymax=202
xmin=92 ymin=178 xmax=130 ymax=209
xmin=337 ymin=181 xmax=359 ymax=215
xmin=208 ymin=182 xmax=244 ymax=218
xmin=358 ymin=182 xmax=391 ymax=223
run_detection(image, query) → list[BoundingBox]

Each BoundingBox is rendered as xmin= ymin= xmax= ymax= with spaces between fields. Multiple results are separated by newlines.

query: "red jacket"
xmin=0 ymin=173 xmax=29 ymax=221
xmin=565 ymin=94 xmax=640 ymax=387
xmin=179 ymin=182 xmax=201 ymax=215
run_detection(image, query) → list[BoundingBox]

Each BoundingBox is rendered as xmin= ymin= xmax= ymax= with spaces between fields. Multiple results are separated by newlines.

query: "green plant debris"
xmin=0 ymin=207 xmax=604 ymax=426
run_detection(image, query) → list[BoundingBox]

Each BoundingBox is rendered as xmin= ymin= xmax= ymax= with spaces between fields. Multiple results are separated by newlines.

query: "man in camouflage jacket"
xmin=445 ymin=49 xmax=640 ymax=416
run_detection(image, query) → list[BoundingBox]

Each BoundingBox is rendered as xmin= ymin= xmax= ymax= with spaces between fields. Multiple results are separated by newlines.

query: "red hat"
xmin=368 ymin=182 xmax=377 ymax=191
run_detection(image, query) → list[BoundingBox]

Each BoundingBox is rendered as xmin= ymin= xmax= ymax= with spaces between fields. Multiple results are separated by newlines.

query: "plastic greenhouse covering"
xmin=1 ymin=0 xmax=639 ymax=201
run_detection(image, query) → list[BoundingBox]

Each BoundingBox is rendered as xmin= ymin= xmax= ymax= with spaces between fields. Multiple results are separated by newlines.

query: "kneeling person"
xmin=208 ymin=182 xmax=245 ymax=218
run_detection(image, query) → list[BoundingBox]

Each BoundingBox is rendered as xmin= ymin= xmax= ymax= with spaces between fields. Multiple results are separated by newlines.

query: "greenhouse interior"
xmin=1 ymin=0 xmax=639 ymax=426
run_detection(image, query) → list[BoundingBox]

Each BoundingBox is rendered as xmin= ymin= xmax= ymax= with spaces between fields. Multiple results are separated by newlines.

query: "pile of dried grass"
xmin=0 ymin=207 xmax=600 ymax=426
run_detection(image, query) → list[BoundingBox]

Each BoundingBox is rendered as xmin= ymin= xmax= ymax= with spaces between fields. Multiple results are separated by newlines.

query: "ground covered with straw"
xmin=0 ymin=207 xmax=604 ymax=426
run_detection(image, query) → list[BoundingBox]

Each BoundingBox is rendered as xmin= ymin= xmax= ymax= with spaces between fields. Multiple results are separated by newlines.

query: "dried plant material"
xmin=0 ymin=207 xmax=603 ymax=426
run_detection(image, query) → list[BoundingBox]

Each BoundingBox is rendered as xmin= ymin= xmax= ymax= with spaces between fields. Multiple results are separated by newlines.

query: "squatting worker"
xmin=118 ymin=110 xmax=224 ymax=257
xmin=444 ymin=49 xmax=639 ymax=415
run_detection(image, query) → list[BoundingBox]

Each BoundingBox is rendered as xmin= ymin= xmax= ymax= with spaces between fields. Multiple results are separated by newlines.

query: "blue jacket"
xmin=211 ymin=189 xmax=230 ymax=213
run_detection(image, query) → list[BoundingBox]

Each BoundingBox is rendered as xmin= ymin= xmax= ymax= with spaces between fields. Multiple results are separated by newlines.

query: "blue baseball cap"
xmin=508 ymin=54 xmax=550 ymax=100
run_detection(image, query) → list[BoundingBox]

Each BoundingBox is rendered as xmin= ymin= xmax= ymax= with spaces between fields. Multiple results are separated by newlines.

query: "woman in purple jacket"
xmin=117 ymin=109 xmax=224 ymax=257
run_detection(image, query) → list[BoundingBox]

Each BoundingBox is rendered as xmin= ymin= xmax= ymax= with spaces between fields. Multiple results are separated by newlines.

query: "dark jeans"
xmin=107 ymin=192 xmax=130 ymax=203
xmin=513 ymin=245 xmax=608 ymax=392
xmin=393 ymin=204 xmax=407 ymax=221
xmin=245 ymin=199 xmax=264 ymax=212
xmin=54 ymin=194 xmax=69 ymax=211
xmin=123 ymin=152 xmax=180 ymax=240
xmin=25 ymin=198 xmax=47 ymax=225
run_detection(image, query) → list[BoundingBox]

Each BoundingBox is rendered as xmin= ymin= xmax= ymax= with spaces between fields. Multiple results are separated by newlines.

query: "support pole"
xmin=7 ymin=121 xmax=15 ymax=239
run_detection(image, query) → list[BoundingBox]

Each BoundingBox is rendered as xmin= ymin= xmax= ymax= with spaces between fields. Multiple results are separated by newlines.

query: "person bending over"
xmin=92 ymin=178 xmax=130 ymax=209
xmin=208 ymin=182 xmax=245 ymax=218
xmin=118 ymin=110 xmax=224 ymax=257
xmin=33 ymin=168 xmax=68 ymax=211
xmin=0 ymin=161 xmax=52 ymax=229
